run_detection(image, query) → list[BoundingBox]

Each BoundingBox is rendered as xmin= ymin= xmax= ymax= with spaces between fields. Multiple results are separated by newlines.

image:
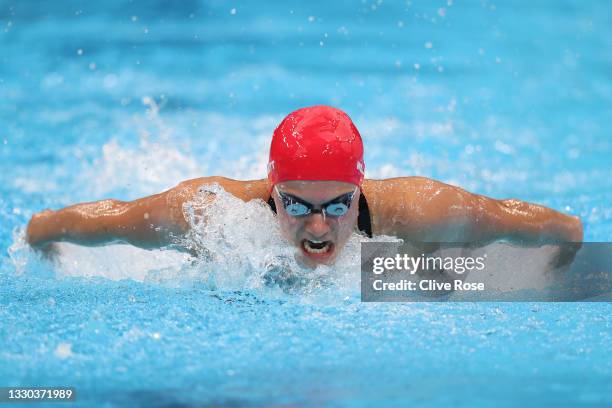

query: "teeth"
xmin=303 ymin=240 xmax=331 ymax=254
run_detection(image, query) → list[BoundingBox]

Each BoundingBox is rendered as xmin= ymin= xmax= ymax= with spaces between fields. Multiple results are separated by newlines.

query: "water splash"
xmin=8 ymin=181 xmax=403 ymax=300
xmin=175 ymin=182 xmax=397 ymax=297
xmin=83 ymin=97 xmax=204 ymax=198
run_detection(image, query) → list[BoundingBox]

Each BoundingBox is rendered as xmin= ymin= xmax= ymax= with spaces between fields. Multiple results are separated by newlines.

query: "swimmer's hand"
xmin=548 ymin=242 xmax=582 ymax=271
xmin=546 ymin=215 xmax=583 ymax=270
xmin=26 ymin=210 xmax=60 ymax=262
xmin=37 ymin=242 xmax=61 ymax=263
xmin=26 ymin=209 xmax=56 ymax=248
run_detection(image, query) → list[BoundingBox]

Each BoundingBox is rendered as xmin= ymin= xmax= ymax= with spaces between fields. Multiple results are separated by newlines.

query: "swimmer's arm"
xmin=26 ymin=176 xmax=271 ymax=250
xmin=473 ymin=197 xmax=583 ymax=245
xmin=385 ymin=177 xmax=583 ymax=245
xmin=26 ymin=188 xmax=190 ymax=250
xmin=417 ymin=178 xmax=583 ymax=268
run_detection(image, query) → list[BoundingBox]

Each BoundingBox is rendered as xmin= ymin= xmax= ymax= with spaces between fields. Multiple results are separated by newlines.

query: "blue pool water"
xmin=1 ymin=1 xmax=611 ymax=407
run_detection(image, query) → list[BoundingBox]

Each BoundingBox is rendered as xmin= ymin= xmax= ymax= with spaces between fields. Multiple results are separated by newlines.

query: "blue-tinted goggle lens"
xmin=285 ymin=202 xmax=311 ymax=216
xmin=277 ymin=188 xmax=356 ymax=218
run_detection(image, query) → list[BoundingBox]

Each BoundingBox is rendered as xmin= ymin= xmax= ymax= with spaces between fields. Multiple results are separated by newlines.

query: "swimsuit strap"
xmin=266 ymin=191 xmax=373 ymax=238
xmin=267 ymin=195 xmax=277 ymax=213
xmin=357 ymin=192 xmax=373 ymax=238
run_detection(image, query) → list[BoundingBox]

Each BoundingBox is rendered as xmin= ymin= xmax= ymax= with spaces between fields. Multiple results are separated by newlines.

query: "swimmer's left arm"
xmin=474 ymin=197 xmax=583 ymax=245
xmin=381 ymin=177 xmax=583 ymax=245
xmin=411 ymin=178 xmax=583 ymax=268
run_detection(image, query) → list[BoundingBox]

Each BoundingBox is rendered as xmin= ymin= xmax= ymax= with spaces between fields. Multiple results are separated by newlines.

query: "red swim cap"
xmin=268 ymin=105 xmax=365 ymax=188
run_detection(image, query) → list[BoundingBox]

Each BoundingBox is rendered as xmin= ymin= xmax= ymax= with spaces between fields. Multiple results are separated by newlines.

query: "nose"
xmin=304 ymin=213 xmax=331 ymax=238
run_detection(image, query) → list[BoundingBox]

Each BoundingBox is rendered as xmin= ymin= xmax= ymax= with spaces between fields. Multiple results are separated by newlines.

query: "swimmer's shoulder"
xmin=171 ymin=176 xmax=271 ymax=203
xmin=362 ymin=176 xmax=448 ymax=195
xmin=153 ymin=177 xmax=270 ymax=234
xmin=361 ymin=176 xmax=450 ymax=235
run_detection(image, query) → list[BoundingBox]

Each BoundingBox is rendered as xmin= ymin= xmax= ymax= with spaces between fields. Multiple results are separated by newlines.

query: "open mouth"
xmin=302 ymin=239 xmax=333 ymax=255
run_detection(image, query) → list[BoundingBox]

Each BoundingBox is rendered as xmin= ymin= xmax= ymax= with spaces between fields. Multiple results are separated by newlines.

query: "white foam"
xmin=173 ymin=182 xmax=398 ymax=296
xmin=75 ymin=99 xmax=277 ymax=199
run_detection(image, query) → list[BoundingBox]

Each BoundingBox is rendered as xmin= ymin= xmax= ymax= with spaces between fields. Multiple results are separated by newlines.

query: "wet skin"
xmin=26 ymin=176 xmax=583 ymax=268
xmin=272 ymin=181 xmax=360 ymax=268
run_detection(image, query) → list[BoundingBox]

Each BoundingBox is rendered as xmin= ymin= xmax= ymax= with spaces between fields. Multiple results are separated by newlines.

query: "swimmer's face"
xmin=273 ymin=180 xmax=360 ymax=268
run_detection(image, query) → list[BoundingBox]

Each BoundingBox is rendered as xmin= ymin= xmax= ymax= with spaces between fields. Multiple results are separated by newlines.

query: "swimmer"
xmin=26 ymin=106 xmax=583 ymax=268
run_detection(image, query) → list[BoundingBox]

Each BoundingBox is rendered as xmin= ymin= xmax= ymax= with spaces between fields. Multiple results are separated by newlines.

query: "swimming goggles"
xmin=275 ymin=186 xmax=358 ymax=218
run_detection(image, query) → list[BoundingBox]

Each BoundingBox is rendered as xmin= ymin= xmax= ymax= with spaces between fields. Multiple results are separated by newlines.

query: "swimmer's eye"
xmin=324 ymin=203 xmax=349 ymax=217
xmin=285 ymin=203 xmax=310 ymax=216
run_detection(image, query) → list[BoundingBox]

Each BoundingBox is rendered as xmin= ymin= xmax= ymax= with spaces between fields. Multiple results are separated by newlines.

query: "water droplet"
xmin=54 ymin=343 xmax=72 ymax=359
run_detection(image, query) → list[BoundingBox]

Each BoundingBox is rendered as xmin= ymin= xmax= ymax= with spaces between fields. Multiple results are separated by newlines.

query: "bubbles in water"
xmin=54 ymin=343 xmax=72 ymax=359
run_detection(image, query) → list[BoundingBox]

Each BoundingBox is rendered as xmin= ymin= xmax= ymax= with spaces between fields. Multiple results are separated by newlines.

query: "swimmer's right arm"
xmin=26 ymin=176 xmax=271 ymax=251
xmin=26 ymin=186 xmax=192 ymax=250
